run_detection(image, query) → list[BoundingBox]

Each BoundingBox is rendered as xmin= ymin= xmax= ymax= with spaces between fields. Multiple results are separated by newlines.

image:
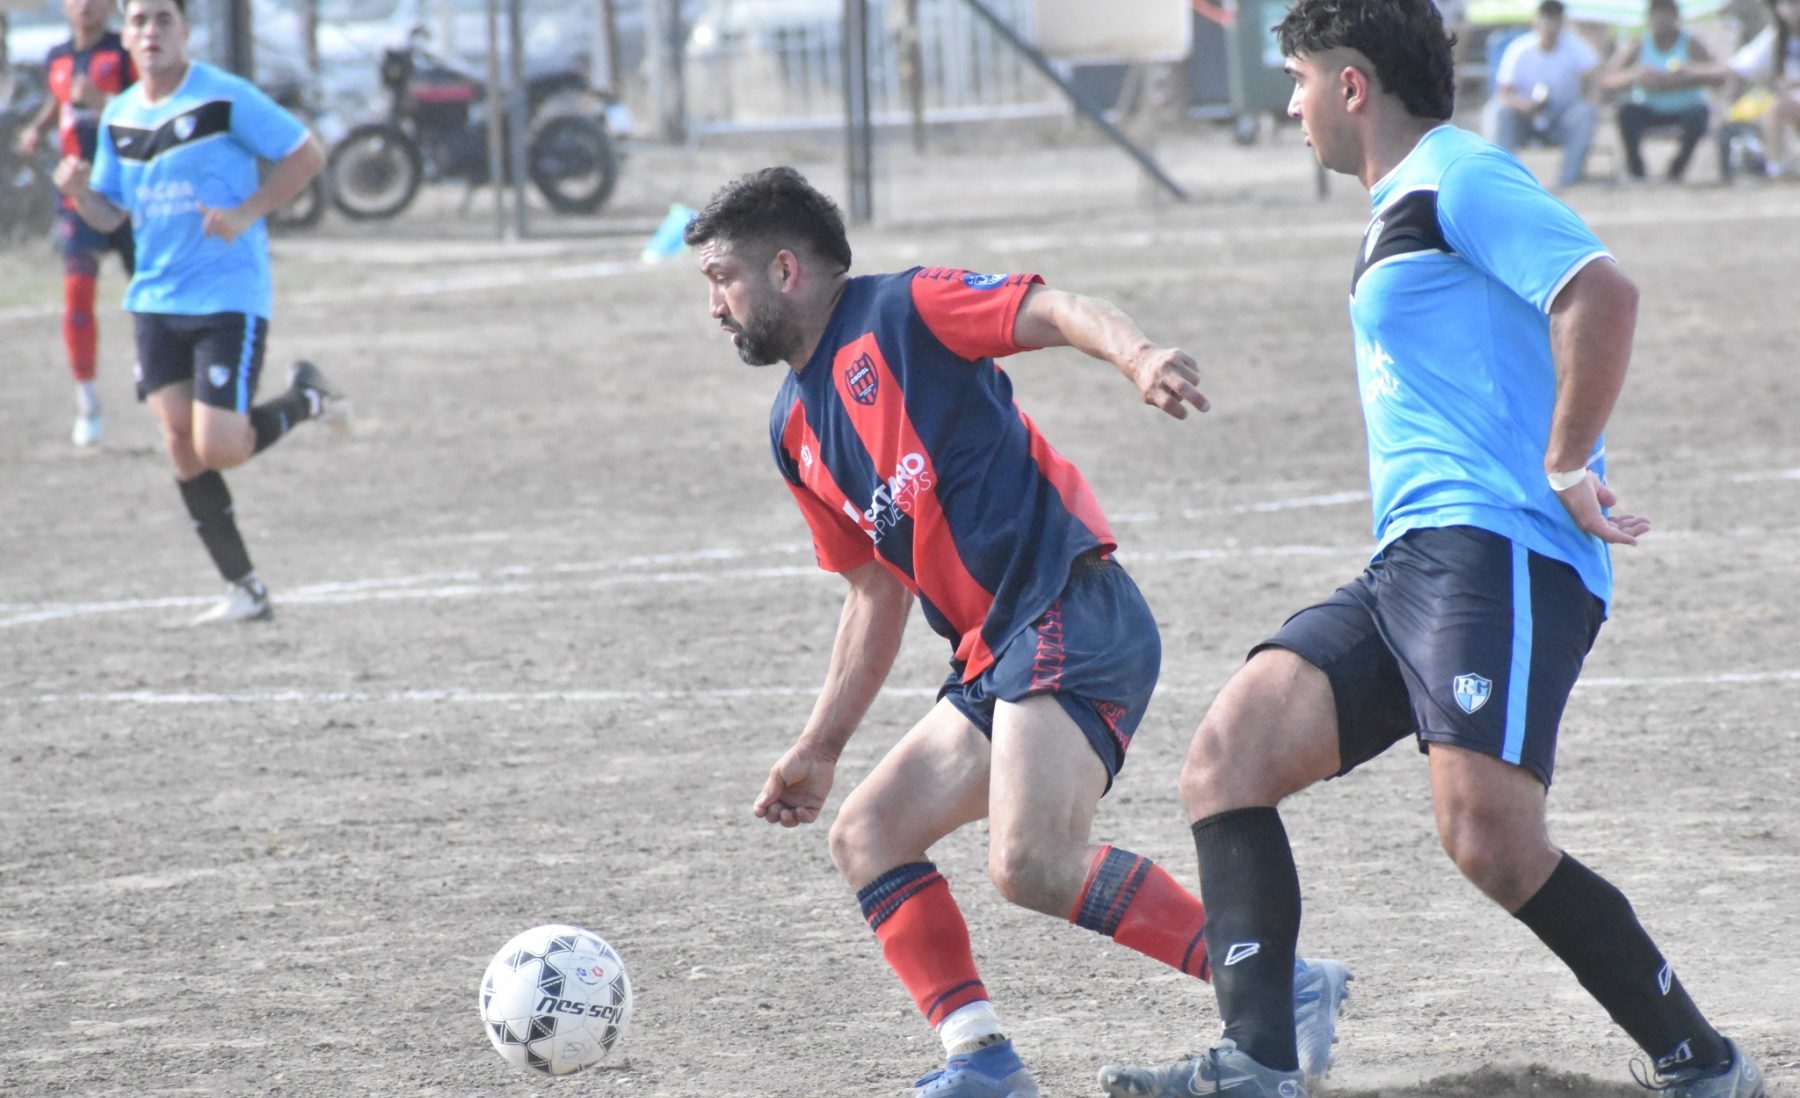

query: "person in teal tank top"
xmin=1600 ymin=0 xmax=1728 ymax=180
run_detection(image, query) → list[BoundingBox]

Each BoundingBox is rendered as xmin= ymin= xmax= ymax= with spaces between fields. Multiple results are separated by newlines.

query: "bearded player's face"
xmin=699 ymin=240 xmax=801 ymax=368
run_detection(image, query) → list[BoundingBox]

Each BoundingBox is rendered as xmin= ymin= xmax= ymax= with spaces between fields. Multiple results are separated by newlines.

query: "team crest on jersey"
xmin=207 ymin=365 xmax=232 ymax=389
xmin=961 ymin=271 xmax=1007 ymax=290
xmin=174 ymin=114 xmax=197 ymax=141
xmin=1452 ymin=673 xmax=1491 ymax=715
xmin=844 ymin=352 xmax=879 ymax=405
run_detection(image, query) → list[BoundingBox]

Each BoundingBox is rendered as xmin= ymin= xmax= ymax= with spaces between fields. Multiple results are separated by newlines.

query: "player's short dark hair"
xmin=1538 ymin=0 xmax=1566 ymax=15
xmin=1647 ymin=0 xmax=1678 ymax=14
xmin=1275 ymin=0 xmax=1456 ymax=120
xmin=683 ymin=166 xmax=853 ymax=274
xmin=122 ymin=0 xmax=188 ymax=16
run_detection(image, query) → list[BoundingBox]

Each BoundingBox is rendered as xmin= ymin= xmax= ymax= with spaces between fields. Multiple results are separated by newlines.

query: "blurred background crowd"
xmin=1 ymin=0 xmax=1795 ymax=241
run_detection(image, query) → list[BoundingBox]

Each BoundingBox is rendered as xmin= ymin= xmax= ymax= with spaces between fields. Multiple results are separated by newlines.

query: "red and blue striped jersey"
xmin=46 ymin=33 xmax=135 ymax=161
xmin=770 ymin=267 xmax=1115 ymax=681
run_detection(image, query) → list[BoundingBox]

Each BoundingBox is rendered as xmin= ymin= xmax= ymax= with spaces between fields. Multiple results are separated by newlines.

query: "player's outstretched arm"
xmin=1011 ymin=285 xmax=1210 ymax=419
xmin=1546 ymin=257 xmax=1651 ymax=545
xmin=51 ymin=157 xmax=129 ymax=233
xmin=752 ymin=560 xmax=913 ymax=828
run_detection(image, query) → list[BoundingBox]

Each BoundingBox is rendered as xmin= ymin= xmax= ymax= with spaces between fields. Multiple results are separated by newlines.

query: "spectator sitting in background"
xmin=1727 ymin=0 xmax=1800 ymax=174
xmin=1483 ymin=0 xmax=1601 ymax=187
xmin=1600 ymin=0 xmax=1728 ymax=182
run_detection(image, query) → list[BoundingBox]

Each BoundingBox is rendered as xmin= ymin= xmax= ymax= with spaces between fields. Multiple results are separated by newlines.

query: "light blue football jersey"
xmin=91 ymin=61 xmax=308 ymax=318
xmin=1350 ymin=124 xmax=1614 ymax=606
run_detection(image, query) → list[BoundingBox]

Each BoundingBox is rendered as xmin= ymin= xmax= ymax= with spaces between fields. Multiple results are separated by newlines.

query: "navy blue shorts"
xmin=58 ymin=208 xmax=135 ymax=275
xmin=940 ymin=551 xmax=1161 ymax=786
xmin=133 ymin=312 xmax=269 ymax=411
xmin=1255 ymin=525 xmax=1603 ymax=787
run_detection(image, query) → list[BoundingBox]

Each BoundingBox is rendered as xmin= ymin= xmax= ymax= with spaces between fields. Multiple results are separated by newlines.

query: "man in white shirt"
xmin=1483 ymin=0 xmax=1601 ymax=186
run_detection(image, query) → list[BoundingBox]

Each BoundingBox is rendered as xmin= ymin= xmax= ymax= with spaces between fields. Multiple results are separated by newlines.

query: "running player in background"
xmin=1098 ymin=1 xmax=1765 ymax=1096
xmin=13 ymin=0 xmax=136 ymax=446
xmin=52 ymin=0 xmax=342 ymax=625
xmin=684 ymin=166 xmax=1351 ymax=1098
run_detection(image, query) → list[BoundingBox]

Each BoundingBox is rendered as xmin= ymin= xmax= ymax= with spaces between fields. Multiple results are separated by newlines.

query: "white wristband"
xmin=1547 ymin=468 xmax=1589 ymax=492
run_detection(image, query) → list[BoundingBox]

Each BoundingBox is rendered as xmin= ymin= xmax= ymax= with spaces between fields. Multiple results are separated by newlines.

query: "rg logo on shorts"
xmin=1452 ymin=673 xmax=1492 ymax=715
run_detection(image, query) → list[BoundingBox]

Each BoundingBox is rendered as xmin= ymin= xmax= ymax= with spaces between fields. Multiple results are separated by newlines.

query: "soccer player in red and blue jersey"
xmin=685 ymin=167 xmax=1351 ymax=1098
xmin=14 ymin=0 xmax=136 ymax=446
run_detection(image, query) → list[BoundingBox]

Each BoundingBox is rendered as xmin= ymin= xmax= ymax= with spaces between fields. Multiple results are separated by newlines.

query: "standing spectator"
xmin=1601 ymin=0 xmax=1728 ymax=182
xmin=1484 ymin=0 xmax=1601 ymax=187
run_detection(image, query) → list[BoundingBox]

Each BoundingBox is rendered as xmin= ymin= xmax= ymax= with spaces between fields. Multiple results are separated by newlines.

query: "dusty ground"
xmin=2 ymin=121 xmax=1797 ymax=1098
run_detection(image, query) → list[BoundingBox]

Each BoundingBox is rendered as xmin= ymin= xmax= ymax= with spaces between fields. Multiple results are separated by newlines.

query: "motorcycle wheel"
xmin=328 ymin=122 xmax=423 ymax=221
xmin=527 ymin=114 xmax=619 ymax=215
xmin=269 ymin=173 xmax=326 ymax=231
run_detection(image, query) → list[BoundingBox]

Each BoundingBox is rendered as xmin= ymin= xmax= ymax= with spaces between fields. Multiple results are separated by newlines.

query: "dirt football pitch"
xmin=2 ymin=127 xmax=1796 ymax=1098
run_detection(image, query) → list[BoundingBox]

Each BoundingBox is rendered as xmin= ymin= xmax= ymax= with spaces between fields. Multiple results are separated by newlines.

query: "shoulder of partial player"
xmin=1428 ymin=142 xmax=1543 ymax=216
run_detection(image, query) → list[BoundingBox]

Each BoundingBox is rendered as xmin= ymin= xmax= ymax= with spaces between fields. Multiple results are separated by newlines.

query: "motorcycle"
xmin=327 ymin=36 xmax=622 ymax=220
xmin=0 ymin=65 xmax=61 ymax=247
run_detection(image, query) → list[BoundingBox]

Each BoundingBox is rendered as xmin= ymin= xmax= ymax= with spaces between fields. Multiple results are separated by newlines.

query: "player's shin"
xmin=177 ymin=470 xmax=255 ymax=583
xmin=1193 ymin=807 xmax=1303 ymax=1072
xmin=1514 ymin=853 xmax=1729 ymax=1073
xmin=249 ymin=388 xmax=314 ymax=453
xmin=62 ymin=271 xmax=99 ymax=384
xmin=1069 ymin=845 xmax=1210 ymax=980
xmin=857 ymin=862 xmax=996 ymax=1053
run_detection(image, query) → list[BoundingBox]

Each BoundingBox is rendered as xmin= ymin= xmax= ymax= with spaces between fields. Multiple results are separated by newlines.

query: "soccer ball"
xmin=478 ymin=924 xmax=632 ymax=1076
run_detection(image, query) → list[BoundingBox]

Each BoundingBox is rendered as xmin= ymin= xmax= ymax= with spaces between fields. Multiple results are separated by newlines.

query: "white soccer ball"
xmin=478 ymin=923 xmax=632 ymax=1076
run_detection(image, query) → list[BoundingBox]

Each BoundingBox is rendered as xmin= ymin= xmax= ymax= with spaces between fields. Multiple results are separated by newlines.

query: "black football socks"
xmin=1514 ymin=853 xmax=1728 ymax=1073
xmin=1193 ymin=806 xmax=1303 ymax=1072
xmin=177 ymin=470 xmax=254 ymax=583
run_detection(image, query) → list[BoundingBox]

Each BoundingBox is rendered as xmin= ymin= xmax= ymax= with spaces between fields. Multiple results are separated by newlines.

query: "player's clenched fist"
xmin=1130 ymin=346 xmax=1211 ymax=420
xmin=199 ymin=203 xmax=254 ymax=242
xmin=51 ymin=155 xmax=93 ymax=198
xmin=752 ymin=743 xmax=837 ymax=828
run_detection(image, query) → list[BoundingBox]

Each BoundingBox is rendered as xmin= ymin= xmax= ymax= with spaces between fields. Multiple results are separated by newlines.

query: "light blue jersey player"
xmin=1352 ymin=122 xmax=1614 ymax=606
xmin=54 ymin=0 xmax=341 ymax=625
xmin=90 ymin=59 xmax=302 ymax=319
xmin=1101 ymin=1 xmax=1765 ymax=1097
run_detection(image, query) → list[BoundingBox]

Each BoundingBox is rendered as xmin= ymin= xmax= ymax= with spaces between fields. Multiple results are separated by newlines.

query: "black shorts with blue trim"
xmin=133 ymin=311 xmax=270 ymax=411
xmin=939 ymin=550 xmax=1161 ymax=788
xmin=1255 ymin=525 xmax=1603 ymax=788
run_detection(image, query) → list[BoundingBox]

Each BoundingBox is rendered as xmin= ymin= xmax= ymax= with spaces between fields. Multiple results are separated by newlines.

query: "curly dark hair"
xmin=682 ymin=166 xmax=853 ymax=274
xmin=1275 ymin=0 xmax=1457 ymax=120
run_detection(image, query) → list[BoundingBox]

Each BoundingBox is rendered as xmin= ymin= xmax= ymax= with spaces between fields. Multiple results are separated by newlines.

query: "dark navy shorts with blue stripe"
xmin=940 ymin=551 xmax=1161 ymax=787
xmin=133 ymin=311 xmax=269 ymax=412
xmin=1256 ymin=525 xmax=1603 ymax=788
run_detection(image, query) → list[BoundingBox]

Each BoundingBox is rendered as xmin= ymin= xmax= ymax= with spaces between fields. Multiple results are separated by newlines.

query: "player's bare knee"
xmin=985 ymin=838 xmax=1059 ymax=913
xmin=825 ymin=809 xmax=873 ymax=882
xmin=1437 ymin=817 xmax=1545 ymax=906
xmin=194 ymin=434 xmax=252 ymax=471
xmin=1181 ymin=706 xmax=1292 ymax=813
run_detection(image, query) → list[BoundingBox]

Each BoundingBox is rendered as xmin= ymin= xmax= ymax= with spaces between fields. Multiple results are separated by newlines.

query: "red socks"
xmin=63 ymin=272 xmax=99 ymax=383
xmin=857 ymin=863 xmax=989 ymax=1026
xmin=1070 ymin=845 xmax=1211 ymax=980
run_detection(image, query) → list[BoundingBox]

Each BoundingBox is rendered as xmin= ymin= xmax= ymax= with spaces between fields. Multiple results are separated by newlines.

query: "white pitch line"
xmin=1727 ymin=467 xmax=1800 ymax=484
xmin=13 ymin=669 xmax=1798 ymax=708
